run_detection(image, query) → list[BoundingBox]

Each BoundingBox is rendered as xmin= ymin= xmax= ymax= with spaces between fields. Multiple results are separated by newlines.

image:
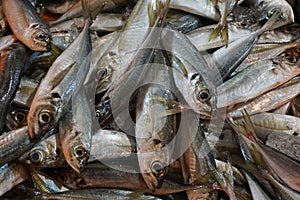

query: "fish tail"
xmin=259 ymin=9 xmax=281 ymax=33
xmin=227 ymin=109 xmax=257 ymax=142
xmin=81 ymin=0 xmax=90 ymax=21
xmin=148 ymin=0 xmax=170 ymax=27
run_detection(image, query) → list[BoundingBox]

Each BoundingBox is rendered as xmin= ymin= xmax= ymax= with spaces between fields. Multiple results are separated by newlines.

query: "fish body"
xmin=0 ymin=42 xmax=28 ymax=132
xmin=27 ymin=14 xmax=91 ymax=140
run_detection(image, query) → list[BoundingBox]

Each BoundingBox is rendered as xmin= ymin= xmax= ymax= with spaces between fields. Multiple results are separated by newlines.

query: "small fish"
xmin=0 ymin=42 xmax=29 ymax=133
xmin=236 ymin=112 xmax=300 ymax=143
xmin=27 ymin=0 xmax=92 ymax=140
xmin=2 ymin=0 xmax=51 ymax=51
xmin=217 ymin=46 xmax=300 ymax=108
xmin=46 ymin=162 xmax=207 ymax=195
xmin=228 ymin=110 xmax=300 ymax=192
xmin=161 ymin=29 xmax=218 ymax=116
xmin=36 ymin=188 xmax=163 ymax=200
xmin=164 ymin=9 xmax=205 ymax=34
xmin=228 ymin=76 xmax=300 ymax=117
xmin=58 ymin=88 xmax=92 ymax=173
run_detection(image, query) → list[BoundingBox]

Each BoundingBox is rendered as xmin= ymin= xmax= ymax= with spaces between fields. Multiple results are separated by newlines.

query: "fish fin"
xmin=227 ymin=109 xmax=257 ymax=141
xmin=209 ymin=22 xmax=229 ymax=46
xmin=221 ymin=25 xmax=229 ymax=47
xmin=209 ymin=24 xmax=221 ymax=42
xmin=207 ymin=159 xmax=237 ymax=200
xmin=259 ymin=9 xmax=282 ymax=33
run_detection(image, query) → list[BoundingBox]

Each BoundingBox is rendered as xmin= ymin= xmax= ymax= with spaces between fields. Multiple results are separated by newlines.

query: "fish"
xmin=175 ymin=110 xmax=215 ymax=186
xmin=217 ymin=46 xmax=300 ymax=108
xmin=42 ymin=0 xmax=79 ymax=14
xmin=2 ymin=0 xmax=51 ymax=51
xmin=134 ymin=41 xmax=178 ymax=191
xmin=247 ymin=0 xmax=294 ymax=29
xmin=164 ymin=9 xmax=205 ymax=34
xmin=58 ymin=87 xmax=93 ymax=173
xmin=228 ymin=110 xmax=300 ymax=192
xmin=228 ymin=76 xmax=300 ymax=117
xmin=235 ymin=39 xmax=300 ymax=73
xmin=161 ymin=28 xmax=218 ymax=116
xmin=266 ymin=130 xmax=300 ymax=162
xmin=236 ymin=112 xmax=300 ymax=143
xmin=258 ymin=23 xmax=300 ymax=44
xmin=0 ymin=42 xmax=29 ymax=133
xmin=36 ymin=188 xmax=163 ymax=200
xmin=46 ymin=162 xmax=208 ymax=195
xmin=27 ymin=0 xmax=92 ymax=140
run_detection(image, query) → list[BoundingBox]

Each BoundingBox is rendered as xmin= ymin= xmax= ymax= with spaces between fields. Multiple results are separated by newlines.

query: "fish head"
xmin=27 ymin=23 xmax=51 ymax=51
xmin=276 ymin=47 xmax=300 ymax=68
xmin=264 ymin=1 xmax=294 ymax=27
xmin=190 ymin=73 xmax=212 ymax=114
xmin=45 ymin=168 xmax=82 ymax=190
xmin=27 ymin=102 xmax=57 ymax=140
xmin=62 ymin=131 xmax=90 ymax=174
xmin=137 ymin=142 xmax=169 ymax=191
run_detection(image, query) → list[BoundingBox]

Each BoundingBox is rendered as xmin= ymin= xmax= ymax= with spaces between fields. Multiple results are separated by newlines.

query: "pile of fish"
xmin=0 ymin=0 xmax=300 ymax=199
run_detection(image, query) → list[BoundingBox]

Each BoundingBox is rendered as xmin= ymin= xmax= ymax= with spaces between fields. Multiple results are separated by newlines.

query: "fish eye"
xmin=14 ymin=111 xmax=27 ymax=123
xmin=96 ymin=110 xmax=101 ymax=119
xmin=38 ymin=111 xmax=52 ymax=124
xmin=197 ymin=89 xmax=211 ymax=102
xmin=150 ymin=160 xmax=165 ymax=177
xmin=285 ymin=56 xmax=298 ymax=64
xmin=99 ymin=68 xmax=108 ymax=78
xmin=36 ymin=33 xmax=49 ymax=41
xmin=29 ymin=150 xmax=44 ymax=164
xmin=191 ymin=73 xmax=199 ymax=80
xmin=74 ymin=146 xmax=87 ymax=159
